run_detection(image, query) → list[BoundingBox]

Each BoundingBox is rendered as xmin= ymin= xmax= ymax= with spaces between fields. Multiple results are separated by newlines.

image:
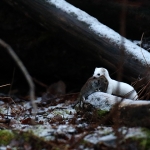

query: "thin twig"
xmin=140 ymin=32 xmax=149 ymax=67
xmin=0 ymin=84 xmax=11 ymax=88
xmin=9 ymin=68 xmax=16 ymax=95
xmin=138 ymin=79 xmax=150 ymax=99
xmin=32 ymin=77 xmax=48 ymax=88
xmin=0 ymin=39 xmax=37 ymax=115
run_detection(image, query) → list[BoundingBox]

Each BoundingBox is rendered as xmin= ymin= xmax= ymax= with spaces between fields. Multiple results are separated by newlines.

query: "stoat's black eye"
xmin=97 ymin=73 xmax=100 ymax=76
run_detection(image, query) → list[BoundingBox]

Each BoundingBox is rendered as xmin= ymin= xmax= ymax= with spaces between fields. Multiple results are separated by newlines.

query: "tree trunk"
xmin=2 ymin=0 xmax=150 ymax=85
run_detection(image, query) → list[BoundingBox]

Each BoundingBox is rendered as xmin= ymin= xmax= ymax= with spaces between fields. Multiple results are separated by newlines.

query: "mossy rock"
xmin=0 ymin=130 xmax=14 ymax=145
xmin=97 ymin=109 xmax=109 ymax=118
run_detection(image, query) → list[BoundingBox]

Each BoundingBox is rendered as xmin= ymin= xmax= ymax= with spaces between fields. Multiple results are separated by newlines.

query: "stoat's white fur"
xmin=93 ymin=67 xmax=138 ymax=100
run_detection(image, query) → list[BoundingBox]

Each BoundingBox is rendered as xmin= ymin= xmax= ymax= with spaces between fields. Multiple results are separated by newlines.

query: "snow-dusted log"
xmin=2 ymin=0 xmax=150 ymax=82
xmin=87 ymin=92 xmax=150 ymax=127
xmin=86 ymin=92 xmax=150 ymax=111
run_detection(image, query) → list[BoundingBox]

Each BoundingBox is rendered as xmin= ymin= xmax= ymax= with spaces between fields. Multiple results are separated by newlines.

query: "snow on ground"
xmin=84 ymin=126 xmax=146 ymax=147
xmin=0 ymin=94 xmax=149 ymax=149
xmin=132 ymin=40 xmax=141 ymax=46
xmin=47 ymin=0 xmax=150 ymax=65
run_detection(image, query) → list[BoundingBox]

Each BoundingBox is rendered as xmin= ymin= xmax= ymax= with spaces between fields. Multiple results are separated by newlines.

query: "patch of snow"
xmin=1 ymin=106 xmax=11 ymax=115
xmin=30 ymin=124 xmax=76 ymax=141
xmin=124 ymin=128 xmax=146 ymax=138
xmin=84 ymin=132 xmax=116 ymax=147
xmin=86 ymin=92 xmax=150 ymax=111
xmin=97 ymin=126 xmax=113 ymax=134
xmin=47 ymin=113 xmax=54 ymax=118
xmin=47 ymin=0 xmax=150 ymax=65
xmin=23 ymin=102 xmax=32 ymax=109
xmin=0 ymin=101 xmax=4 ymax=105
xmin=77 ymin=123 xmax=88 ymax=128
xmin=32 ymin=125 xmax=56 ymax=141
xmin=47 ymin=104 xmax=76 ymax=119
xmin=34 ymin=97 xmax=42 ymax=103
xmin=132 ymin=40 xmax=141 ymax=45
xmin=120 ymin=99 xmax=150 ymax=107
xmin=38 ymin=107 xmax=48 ymax=113
xmin=86 ymin=92 xmax=119 ymax=111
xmin=48 ymin=103 xmax=66 ymax=109
xmin=57 ymin=124 xmax=76 ymax=133
xmin=0 ymin=146 xmax=7 ymax=150
xmin=84 ymin=127 xmax=146 ymax=147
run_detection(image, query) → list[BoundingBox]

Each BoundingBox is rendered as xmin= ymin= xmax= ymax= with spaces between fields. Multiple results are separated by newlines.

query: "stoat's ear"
xmin=95 ymin=67 xmax=100 ymax=70
xmin=105 ymin=68 xmax=108 ymax=71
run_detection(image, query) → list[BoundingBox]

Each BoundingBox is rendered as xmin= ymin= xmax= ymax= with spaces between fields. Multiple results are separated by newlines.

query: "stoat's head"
xmin=93 ymin=67 xmax=110 ymax=79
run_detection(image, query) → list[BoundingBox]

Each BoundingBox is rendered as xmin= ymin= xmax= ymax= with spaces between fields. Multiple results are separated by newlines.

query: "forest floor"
xmin=1 ymin=1 xmax=150 ymax=149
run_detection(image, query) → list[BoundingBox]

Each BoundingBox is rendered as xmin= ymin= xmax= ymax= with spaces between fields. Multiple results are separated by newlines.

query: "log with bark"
xmin=85 ymin=92 xmax=150 ymax=127
xmin=2 ymin=0 xmax=150 ymax=98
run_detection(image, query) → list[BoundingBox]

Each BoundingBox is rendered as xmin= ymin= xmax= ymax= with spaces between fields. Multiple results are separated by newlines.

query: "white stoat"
xmin=93 ymin=67 xmax=138 ymax=100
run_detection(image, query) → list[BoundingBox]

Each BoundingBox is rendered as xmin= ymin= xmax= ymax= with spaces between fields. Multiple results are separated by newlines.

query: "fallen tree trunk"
xmin=86 ymin=92 xmax=150 ymax=127
xmin=116 ymin=103 xmax=150 ymax=127
xmin=2 ymin=0 xmax=150 ymax=83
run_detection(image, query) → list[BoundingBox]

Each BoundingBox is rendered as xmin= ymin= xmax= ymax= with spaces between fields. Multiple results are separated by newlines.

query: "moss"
xmin=127 ymin=128 xmax=150 ymax=150
xmin=97 ymin=109 xmax=109 ymax=118
xmin=139 ymin=128 xmax=150 ymax=149
xmin=21 ymin=131 xmax=33 ymax=142
xmin=0 ymin=130 xmax=14 ymax=145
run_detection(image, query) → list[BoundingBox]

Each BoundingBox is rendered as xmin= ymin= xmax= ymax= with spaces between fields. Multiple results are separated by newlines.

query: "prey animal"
xmin=74 ymin=75 xmax=108 ymax=107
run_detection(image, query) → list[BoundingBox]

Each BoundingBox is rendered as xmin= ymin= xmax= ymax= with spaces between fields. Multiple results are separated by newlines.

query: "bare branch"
xmin=0 ymin=39 xmax=37 ymax=115
xmin=0 ymin=84 xmax=11 ymax=88
xmin=140 ymin=32 xmax=149 ymax=67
